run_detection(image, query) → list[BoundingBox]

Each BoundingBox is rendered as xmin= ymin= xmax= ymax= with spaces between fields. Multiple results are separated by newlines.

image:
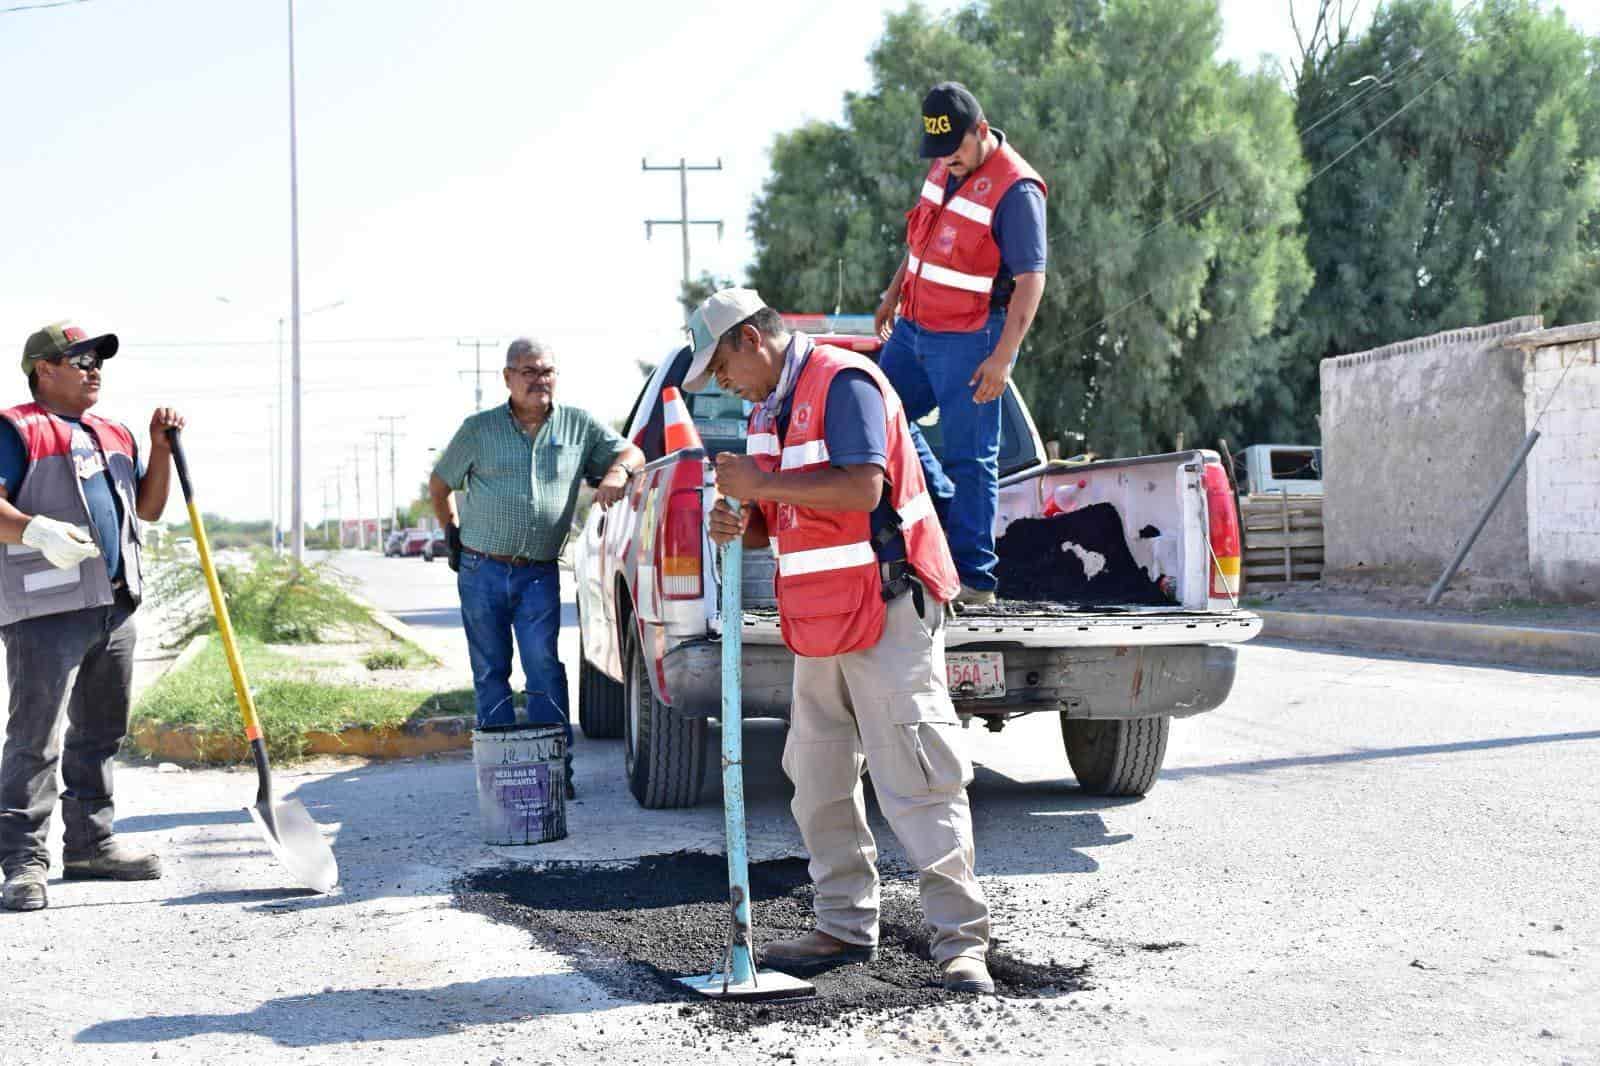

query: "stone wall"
xmin=1320 ymin=317 xmax=1542 ymax=596
xmin=1517 ymin=327 xmax=1600 ymax=602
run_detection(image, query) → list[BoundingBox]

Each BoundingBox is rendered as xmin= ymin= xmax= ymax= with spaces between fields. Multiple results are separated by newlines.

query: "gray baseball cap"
xmin=684 ymin=288 xmax=767 ymax=391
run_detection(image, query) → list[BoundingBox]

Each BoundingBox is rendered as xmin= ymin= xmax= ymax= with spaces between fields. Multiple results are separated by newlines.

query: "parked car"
xmin=573 ymin=327 xmax=1259 ymax=810
xmin=383 ymin=530 xmax=406 ymax=557
xmin=421 ymin=528 xmax=447 ymax=562
xmin=401 ymin=528 xmax=432 ymax=556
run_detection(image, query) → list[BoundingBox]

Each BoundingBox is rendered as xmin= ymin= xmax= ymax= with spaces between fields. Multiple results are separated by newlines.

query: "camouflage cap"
xmin=22 ymin=321 xmax=119 ymax=377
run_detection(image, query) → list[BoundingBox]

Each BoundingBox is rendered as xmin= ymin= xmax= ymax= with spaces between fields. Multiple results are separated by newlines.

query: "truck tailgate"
xmin=735 ymin=606 xmax=1260 ymax=648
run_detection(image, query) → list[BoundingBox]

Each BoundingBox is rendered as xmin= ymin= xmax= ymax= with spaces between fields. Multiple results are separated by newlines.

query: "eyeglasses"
xmin=510 ymin=366 xmax=558 ymax=382
xmin=48 ymin=352 xmax=103 ymax=372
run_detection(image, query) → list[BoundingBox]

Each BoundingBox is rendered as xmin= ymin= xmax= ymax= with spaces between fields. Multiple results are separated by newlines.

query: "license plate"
xmin=946 ymin=652 xmax=1005 ymax=699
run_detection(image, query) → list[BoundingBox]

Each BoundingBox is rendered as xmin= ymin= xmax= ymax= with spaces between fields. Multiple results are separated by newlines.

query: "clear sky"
xmin=2 ymin=0 xmax=1594 ymax=525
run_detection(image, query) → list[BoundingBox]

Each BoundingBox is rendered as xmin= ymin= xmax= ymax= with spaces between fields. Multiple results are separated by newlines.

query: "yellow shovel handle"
xmin=167 ymin=429 xmax=263 ymax=742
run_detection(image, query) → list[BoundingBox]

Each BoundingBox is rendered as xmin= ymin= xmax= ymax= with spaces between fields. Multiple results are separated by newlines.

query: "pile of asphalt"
xmin=994 ymin=504 xmax=1168 ymax=606
xmin=454 ymin=851 xmax=1086 ymax=1032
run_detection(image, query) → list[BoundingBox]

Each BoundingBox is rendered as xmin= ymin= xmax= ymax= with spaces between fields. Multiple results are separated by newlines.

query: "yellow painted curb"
xmin=129 ymin=715 xmax=473 ymax=765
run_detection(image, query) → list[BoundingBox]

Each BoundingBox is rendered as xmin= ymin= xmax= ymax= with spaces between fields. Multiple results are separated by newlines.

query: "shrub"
xmin=364 ymin=648 xmax=407 ymax=671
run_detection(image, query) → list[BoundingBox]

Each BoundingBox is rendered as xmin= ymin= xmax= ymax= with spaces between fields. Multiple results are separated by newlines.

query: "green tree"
xmin=1272 ymin=0 xmax=1600 ymax=437
xmin=748 ymin=0 xmax=1312 ymax=455
xmin=680 ymin=270 xmax=736 ymax=314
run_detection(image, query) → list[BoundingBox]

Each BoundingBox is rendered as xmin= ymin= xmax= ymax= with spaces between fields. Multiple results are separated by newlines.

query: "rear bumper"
xmin=661 ymin=639 xmax=796 ymax=718
xmin=661 ymin=638 xmax=1238 ymax=722
xmin=950 ymin=642 xmax=1237 ymax=720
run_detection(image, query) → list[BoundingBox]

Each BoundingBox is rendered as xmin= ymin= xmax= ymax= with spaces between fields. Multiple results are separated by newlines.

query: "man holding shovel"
xmin=0 ymin=322 xmax=184 ymax=912
xmin=693 ymin=288 xmax=995 ymax=994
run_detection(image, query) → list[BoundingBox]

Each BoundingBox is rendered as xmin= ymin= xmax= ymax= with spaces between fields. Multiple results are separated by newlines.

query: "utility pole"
xmin=267 ymin=403 xmax=277 ymax=549
xmin=321 ymin=477 xmax=331 ymax=545
xmin=642 ymin=156 xmax=724 ymax=299
xmin=369 ymin=433 xmax=384 ymax=542
xmin=333 ymin=466 xmax=344 ymax=549
xmin=378 ymin=415 xmax=405 ymax=532
xmin=458 ymin=338 xmax=501 ymax=412
xmin=352 ymin=444 xmax=365 ymax=550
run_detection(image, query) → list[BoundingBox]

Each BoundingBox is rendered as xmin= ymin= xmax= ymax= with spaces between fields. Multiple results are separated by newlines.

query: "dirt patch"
xmin=454 ymin=851 xmax=1087 ymax=1033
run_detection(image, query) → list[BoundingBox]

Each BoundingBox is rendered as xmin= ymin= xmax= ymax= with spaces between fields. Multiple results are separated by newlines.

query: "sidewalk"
xmin=1250 ymin=587 xmax=1600 ymax=672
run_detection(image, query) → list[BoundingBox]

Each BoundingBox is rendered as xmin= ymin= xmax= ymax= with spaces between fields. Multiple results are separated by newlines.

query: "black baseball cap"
xmin=919 ymin=82 xmax=983 ymax=158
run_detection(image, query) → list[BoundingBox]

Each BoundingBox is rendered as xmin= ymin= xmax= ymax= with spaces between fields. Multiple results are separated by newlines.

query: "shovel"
xmin=675 ymin=497 xmax=813 ymax=1001
xmin=165 ymin=427 xmax=339 ymax=894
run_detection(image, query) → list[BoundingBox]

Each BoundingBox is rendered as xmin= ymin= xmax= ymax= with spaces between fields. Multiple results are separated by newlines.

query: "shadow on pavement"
xmin=1163 ymin=727 xmax=1600 ymax=781
xmin=74 ymin=976 xmax=601 ymax=1048
xmin=390 ymin=607 xmax=461 ymax=628
xmin=115 ymin=809 xmax=250 ymax=833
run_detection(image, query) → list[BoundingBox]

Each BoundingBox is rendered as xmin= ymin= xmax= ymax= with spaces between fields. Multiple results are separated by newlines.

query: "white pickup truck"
xmin=574 ymin=326 xmax=1260 ymax=809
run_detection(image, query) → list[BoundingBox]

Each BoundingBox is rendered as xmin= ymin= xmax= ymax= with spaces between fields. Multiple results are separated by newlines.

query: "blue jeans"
xmin=456 ymin=554 xmax=572 ymax=750
xmin=878 ymin=312 xmax=1005 ymax=592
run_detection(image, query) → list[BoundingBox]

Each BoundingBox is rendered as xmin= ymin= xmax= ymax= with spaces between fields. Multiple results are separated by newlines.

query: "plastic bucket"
xmin=472 ymin=725 xmax=567 ymax=845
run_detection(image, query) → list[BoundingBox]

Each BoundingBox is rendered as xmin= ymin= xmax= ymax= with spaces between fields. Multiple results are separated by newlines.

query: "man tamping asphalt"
xmin=691 ymin=288 xmax=995 ymax=994
xmin=429 ymin=337 xmax=643 ymax=798
xmin=874 ymin=81 xmax=1048 ymax=608
xmin=0 ymin=321 xmax=184 ymax=912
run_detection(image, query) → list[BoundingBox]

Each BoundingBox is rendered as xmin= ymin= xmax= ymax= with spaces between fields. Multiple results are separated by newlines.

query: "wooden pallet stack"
xmin=1238 ymin=490 xmax=1324 ymax=589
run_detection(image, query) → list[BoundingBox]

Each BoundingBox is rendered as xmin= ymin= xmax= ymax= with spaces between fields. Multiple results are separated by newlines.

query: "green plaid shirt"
xmin=433 ymin=403 xmax=627 ymax=561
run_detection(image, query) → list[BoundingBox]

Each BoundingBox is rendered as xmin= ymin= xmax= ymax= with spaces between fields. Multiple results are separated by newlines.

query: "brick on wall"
xmin=1524 ymin=338 xmax=1600 ymax=600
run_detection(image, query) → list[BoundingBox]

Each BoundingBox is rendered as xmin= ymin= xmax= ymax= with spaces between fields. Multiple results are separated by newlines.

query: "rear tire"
xmin=577 ymin=654 xmax=624 ymax=739
xmin=1060 ymin=716 xmax=1170 ymax=796
xmin=623 ymin=630 xmax=707 ymax=809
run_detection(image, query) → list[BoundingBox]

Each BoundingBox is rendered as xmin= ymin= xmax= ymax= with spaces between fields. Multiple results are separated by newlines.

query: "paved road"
xmin=1 ymin=552 xmax=1595 ymax=1064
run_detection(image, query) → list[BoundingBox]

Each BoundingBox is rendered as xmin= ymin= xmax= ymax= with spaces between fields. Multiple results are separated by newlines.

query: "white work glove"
xmin=20 ymin=516 xmax=100 ymax=569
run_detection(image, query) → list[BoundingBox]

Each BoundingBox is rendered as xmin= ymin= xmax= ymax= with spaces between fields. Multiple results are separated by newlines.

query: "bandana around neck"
xmin=758 ymin=331 xmax=813 ymax=422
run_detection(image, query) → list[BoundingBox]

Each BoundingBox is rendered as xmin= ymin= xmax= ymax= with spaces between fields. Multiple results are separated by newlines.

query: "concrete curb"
xmin=129 ymin=715 xmax=473 ymax=764
xmin=349 ymin=591 xmax=445 ymax=666
xmin=1256 ymin=609 xmax=1600 ymax=672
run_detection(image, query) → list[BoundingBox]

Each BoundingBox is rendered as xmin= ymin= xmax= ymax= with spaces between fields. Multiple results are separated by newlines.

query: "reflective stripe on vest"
xmin=897 ymin=490 xmax=937 ymax=527
xmin=781 ymin=439 xmax=830 ymax=470
xmin=907 ymin=253 xmax=995 ymax=295
xmin=746 ymin=432 xmax=780 ymax=457
xmin=776 ymin=540 xmax=875 ymax=577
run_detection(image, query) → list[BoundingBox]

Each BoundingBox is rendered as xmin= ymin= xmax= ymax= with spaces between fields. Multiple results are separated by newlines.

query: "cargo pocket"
xmin=875 ymin=691 xmax=971 ymax=798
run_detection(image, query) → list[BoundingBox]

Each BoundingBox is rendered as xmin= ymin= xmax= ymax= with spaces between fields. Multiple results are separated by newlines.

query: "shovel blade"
xmin=247 ymin=797 xmax=339 ymax=894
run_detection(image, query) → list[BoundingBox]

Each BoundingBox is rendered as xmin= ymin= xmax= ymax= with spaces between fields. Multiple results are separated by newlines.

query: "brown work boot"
xmin=941 ymin=956 xmax=995 ymax=994
xmin=62 ymin=839 xmax=162 ymax=881
xmin=953 ymin=585 xmax=996 ymax=610
xmin=2 ymin=863 xmax=48 ymax=912
xmin=759 ymin=930 xmax=876 ymax=975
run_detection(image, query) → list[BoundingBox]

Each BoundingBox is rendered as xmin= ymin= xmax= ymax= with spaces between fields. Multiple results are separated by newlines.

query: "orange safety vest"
xmin=899 ymin=140 xmax=1046 ymax=334
xmin=746 ymin=342 xmax=961 ymax=658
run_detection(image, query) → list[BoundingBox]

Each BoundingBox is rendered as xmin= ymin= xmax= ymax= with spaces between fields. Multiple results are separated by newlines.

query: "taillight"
xmin=656 ymin=461 xmax=704 ymax=601
xmin=1203 ymin=459 xmax=1241 ymax=603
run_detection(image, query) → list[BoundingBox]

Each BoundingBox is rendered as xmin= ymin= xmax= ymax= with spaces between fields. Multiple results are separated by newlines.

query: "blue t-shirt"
xmin=0 ymin=417 xmax=141 ymax=581
xmin=777 ymin=364 xmax=905 ymax=563
xmin=942 ymin=130 xmax=1047 ymax=310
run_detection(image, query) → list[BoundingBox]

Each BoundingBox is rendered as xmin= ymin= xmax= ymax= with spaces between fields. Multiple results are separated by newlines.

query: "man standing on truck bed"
xmin=692 ymin=287 xmax=995 ymax=995
xmin=429 ymin=337 xmax=644 ymax=797
xmin=874 ymin=81 xmax=1048 ymax=608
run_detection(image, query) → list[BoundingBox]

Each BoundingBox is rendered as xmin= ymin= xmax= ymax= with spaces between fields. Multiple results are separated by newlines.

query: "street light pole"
xmin=287 ymin=0 xmax=306 ymax=564
xmin=276 ymin=316 xmax=285 ymax=554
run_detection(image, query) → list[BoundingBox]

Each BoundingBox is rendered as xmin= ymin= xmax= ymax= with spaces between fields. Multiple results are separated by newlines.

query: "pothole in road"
xmin=454 ymin=851 xmax=1088 ymax=1032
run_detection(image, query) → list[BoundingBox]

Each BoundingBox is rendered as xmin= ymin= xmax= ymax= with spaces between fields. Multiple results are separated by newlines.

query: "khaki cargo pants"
xmin=782 ymin=584 xmax=990 ymax=964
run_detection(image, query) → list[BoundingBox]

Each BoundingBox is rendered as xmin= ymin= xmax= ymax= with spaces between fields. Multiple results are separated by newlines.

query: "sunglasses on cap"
xmin=50 ymin=352 xmax=105 ymax=372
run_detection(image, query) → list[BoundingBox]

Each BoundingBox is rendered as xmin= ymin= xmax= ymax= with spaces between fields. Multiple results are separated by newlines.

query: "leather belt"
xmin=465 ymin=548 xmax=553 ymax=568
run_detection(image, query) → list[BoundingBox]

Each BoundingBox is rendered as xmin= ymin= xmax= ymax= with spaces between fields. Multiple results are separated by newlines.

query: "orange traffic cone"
xmin=661 ymin=387 xmax=705 ymax=454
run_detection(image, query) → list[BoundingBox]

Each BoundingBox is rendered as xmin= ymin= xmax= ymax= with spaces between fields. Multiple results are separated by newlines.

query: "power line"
xmin=0 ymin=0 xmax=88 ymax=13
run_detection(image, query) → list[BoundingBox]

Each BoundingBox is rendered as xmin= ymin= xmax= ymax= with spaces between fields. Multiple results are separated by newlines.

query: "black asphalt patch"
xmin=453 ymin=851 xmax=1088 ymax=1032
